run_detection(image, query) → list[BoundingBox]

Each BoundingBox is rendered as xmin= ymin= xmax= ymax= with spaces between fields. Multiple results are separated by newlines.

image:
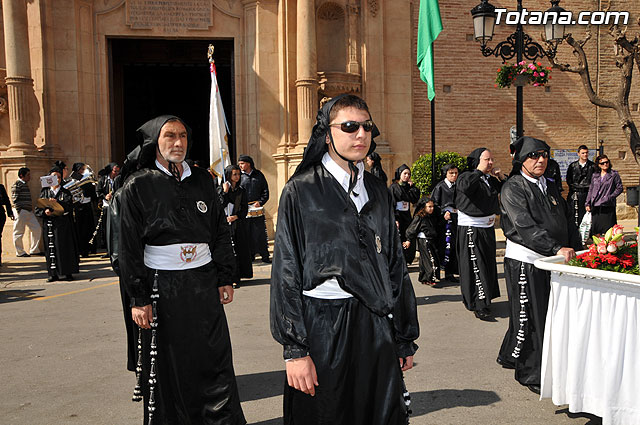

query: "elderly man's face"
xmin=238 ymin=161 xmax=251 ymax=173
xmin=522 ymin=150 xmax=548 ymax=178
xmin=157 ymin=120 xmax=188 ymax=164
xmin=476 ymin=150 xmax=494 ymax=174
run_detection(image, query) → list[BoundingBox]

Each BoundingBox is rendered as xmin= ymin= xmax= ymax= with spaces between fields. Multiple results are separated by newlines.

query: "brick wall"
xmin=412 ymin=0 xmax=640 ymax=192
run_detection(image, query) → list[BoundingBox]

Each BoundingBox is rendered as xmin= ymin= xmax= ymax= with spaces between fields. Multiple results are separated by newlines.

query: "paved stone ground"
xmin=0 ymin=238 xmax=613 ymax=424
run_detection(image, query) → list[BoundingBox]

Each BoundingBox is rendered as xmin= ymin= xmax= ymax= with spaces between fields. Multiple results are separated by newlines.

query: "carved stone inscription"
xmin=126 ymin=0 xmax=212 ymax=32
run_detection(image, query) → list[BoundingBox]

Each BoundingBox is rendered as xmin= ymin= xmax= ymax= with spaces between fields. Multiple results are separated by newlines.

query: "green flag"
xmin=417 ymin=0 xmax=443 ymax=101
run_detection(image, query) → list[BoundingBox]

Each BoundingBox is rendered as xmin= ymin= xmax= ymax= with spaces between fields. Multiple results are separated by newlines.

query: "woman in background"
xmin=585 ymin=154 xmax=623 ymax=236
xmin=389 ymin=164 xmax=420 ymax=264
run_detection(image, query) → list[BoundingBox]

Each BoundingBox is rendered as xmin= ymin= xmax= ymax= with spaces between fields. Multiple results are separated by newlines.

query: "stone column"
xmin=295 ymin=0 xmax=318 ymax=147
xmin=2 ymin=0 xmax=37 ymax=153
xmin=347 ymin=2 xmax=361 ymax=75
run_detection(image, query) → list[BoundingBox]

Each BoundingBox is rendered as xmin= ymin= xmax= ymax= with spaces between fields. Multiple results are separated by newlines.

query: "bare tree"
xmin=546 ymin=18 xmax=640 ymax=159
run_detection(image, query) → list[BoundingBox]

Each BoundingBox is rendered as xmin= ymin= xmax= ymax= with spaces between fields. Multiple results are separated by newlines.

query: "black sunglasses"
xmin=329 ymin=120 xmax=375 ymax=134
xmin=599 ymin=160 xmax=610 ymax=165
xmin=526 ymin=151 xmax=549 ymax=160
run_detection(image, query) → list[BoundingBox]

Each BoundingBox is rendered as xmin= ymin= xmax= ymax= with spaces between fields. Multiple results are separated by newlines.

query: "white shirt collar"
xmin=155 ymin=159 xmax=192 ymax=181
xmin=321 ymin=152 xmax=365 ymax=192
xmin=520 ymin=170 xmax=547 ymax=194
xmin=444 ymin=179 xmax=454 ymax=188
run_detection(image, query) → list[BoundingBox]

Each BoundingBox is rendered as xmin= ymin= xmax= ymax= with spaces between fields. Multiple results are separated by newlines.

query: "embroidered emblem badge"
xmin=375 ymin=235 xmax=382 ymax=254
xmin=180 ymin=245 xmax=198 ymax=263
xmin=196 ymin=201 xmax=208 ymax=213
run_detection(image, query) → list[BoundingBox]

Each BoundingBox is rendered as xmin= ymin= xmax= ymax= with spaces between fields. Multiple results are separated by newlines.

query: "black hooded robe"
xmin=271 ymin=165 xmax=419 ymax=425
xmin=120 ymin=116 xmax=245 ymax=425
xmin=455 ymin=160 xmax=503 ymax=312
xmin=431 ymin=178 xmax=459 ymax=277
xmin=35 ymin=187 xmax=79 ymax=278
xmin=218 ymin=181 xmax=253 ymax=280
xmin=498 ymin=174 xmax=581 ymax=387
xmin=389 ymin=167 xmax=420 ymax=265
xmin=270 ymin=95 xmax=418 ymax=425
xmin=405 ymin=207 xmax=441 ymax=283
xmin=238 ymin=155 xmax=270 ymax=261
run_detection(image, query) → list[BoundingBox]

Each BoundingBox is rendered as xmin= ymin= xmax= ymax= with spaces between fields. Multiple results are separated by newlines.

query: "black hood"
xmin=293 ymin=94 xmax=379 ymax=178
xmin=238 ymin=154 xmax=255 ymax=170
xmin=511 ymin=136 xmax=550 ymax=163
xmin=394 ymin=164 xmax=411 ymax=182
xmin=467 ymin=147 xmax=488 ymax=170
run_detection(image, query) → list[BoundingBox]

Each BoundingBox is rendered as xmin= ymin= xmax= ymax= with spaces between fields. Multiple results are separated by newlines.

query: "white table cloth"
xmin=535 ymin=258 xmax=640 ymax=425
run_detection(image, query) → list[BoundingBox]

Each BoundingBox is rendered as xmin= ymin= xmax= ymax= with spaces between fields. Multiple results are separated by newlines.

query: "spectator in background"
xmin=544 ymin=157 xmax=563 ymax=195
xmin=11 ymin=167 xmax=42 ymax=257
xmin=585 ymin=154 xmax=623 ymax=235
xmin=238 ymin=154 xmax=271 ymax=263
xmin=219 ymin=164 xmax=252 ymax=287
xmin=0 ymin=183 xmax=14 ymax=266
xmin=70 ymin=162 xmax=96 ymax=258
xmin=565 ymin=145 xmax=594 ymax=226
xmin=96 ymin=162 xmax=120 ymax=256
xmin=35 ymin=166 xmax=79 ymax=282
xmin=366 ymin=151 xmax=387 ymax=184
xmin=389 ymin=164 xmax=420 ymax=264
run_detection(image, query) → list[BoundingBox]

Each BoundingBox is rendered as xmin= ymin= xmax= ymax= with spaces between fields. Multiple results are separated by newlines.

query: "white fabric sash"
xmin=457 ymin=210 xmax=495 ymax=228
xmin=144 ymin=243 xmax=211 ymax=270
xmin=505 ymin=239 xmax=544 ymax=264
xmin=303 ymin=278 xmax=353 ymax=299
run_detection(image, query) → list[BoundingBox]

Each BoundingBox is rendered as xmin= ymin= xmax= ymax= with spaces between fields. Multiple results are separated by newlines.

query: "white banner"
xmin=209 ymin=60 xmax=230 ymax=180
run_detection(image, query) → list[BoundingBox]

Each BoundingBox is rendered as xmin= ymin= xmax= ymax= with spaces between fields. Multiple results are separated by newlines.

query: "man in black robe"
xmin=431 ymin=164 xmax=459 ymax=282
xmin=69 ymin=163 xmax=97 ymax=258
xmin=389 ymin=164 xmax=421 ymax=265
xmin=455 ymin=148 xmax=506 ymax=320
xmin=498 ymin=136 xmax=581 ymax=394
xmin=120 ymin=115 xmax=245 ymax=425
xmin=35 ymin=167 xmax=79 ymax=282
xmin=565 ymin=145 xmax=594 ymax=226
xmin=237 ymin=154 xmax=271 ymax=263
xmin=96 ymin=162 xmax=120 ymax=256
xmin=271 ymin=94 xmax=419 ymax=425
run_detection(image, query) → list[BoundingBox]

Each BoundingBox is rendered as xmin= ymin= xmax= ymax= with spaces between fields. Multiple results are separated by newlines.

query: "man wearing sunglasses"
xmin=498 ymin=136 xmax=581 ymax=395
xmin=271 ymin=94 xmax=419 ymax=425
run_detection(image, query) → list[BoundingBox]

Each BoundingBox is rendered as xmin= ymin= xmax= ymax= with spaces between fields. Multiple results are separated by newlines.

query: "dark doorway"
xmin=108 ymin=38 xmax=235 ymax=165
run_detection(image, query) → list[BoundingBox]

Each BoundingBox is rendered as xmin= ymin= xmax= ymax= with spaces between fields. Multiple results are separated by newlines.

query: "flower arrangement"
xmin=495 ymin=61 xmax=552 ymax=88
xmin=568 ymin=225 xmax=639 ymax=274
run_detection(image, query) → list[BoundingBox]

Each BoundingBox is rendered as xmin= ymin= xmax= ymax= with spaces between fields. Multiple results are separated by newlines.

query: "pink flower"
xmin=533 ymin=83 xmax=540 ymax=86
xmin=597 ymin=242 xmax=607 ymax=254
xmin=612 ymin=224 xmax=624 ymax=235
xmin=528 ymin=64 xmax=536 ymax=70
xmin=519 ymin=61 xmax=526 ymax=66
xmin=540 ymin=72 xmax=545 ymax=77
xmin=519 ymin=69 xmax=526 ymax=74
xmin=607 ymin=243 xmax=618 ymax=253
xmin=533 ymin=72 xmax=539 ymax=77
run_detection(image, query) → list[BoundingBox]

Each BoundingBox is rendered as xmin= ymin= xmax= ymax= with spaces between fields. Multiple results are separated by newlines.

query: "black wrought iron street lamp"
xmin=471 ymin=0 xmax=567 ymax=138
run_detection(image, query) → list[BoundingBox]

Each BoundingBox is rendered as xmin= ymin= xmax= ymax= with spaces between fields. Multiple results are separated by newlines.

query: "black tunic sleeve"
xmin=405 ymin=215 xmax=421 ymax=242
xmin=386 ymin=191 xmax=420 ymax=358
xmin=119 ymin=181 xmax=151 ymax=306
xmin=258 ymin=172 xmax=270 ymax=206
xmin=270 ymin=183 xmax=309 ymax=360
xmin=34 ymin=188 xmax=49 ymax=218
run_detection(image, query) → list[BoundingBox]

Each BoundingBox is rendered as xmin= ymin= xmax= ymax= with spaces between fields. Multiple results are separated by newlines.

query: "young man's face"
xmin=327 ymin=107 xmax=372 ymax=163
xmin=238 ymin=161 xmax=252 ymax=173
xmin=446 ymin=168 xmax=458 ymax=183
xmin=22 ymin=171 xmax=31 ymax=182
xmin=157 ymin=120 xmax=187 ymax=164
xmin=579 ymin=149 xmax=589 ymax=162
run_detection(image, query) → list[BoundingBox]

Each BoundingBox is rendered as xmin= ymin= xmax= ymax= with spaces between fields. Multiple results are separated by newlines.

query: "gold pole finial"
xmin=208 ymin=44 xmax=215 ymax=63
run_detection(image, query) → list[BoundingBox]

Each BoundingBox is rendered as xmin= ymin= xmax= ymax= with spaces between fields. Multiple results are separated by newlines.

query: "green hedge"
xmin=411 ymin=151 xmax=468 ymax=196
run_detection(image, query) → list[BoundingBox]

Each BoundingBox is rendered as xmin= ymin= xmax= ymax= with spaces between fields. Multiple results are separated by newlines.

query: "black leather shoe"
xmin=17 ymin=253 xmax=30 ymax=258
xmin=64 ymin=275 xmax=74 ymax=281
xmin=445 ymin=275 xmax=459 ymax=283
xmin=46 ymin=276 xmax=59 ymax=282
xmin=262 ymin=257 xmax=272 ymax=264
xmin=496 ymin=357 xmax=516 ymax=370
xmin=527 ymin=384 xmax=541 ymax=395
xmin=473 ymin=308 xmax=491 ymax=320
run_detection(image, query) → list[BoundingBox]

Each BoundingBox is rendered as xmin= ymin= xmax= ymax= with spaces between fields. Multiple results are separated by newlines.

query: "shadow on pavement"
xmin=237 ymin=370 xmax=285 ymax=403
xmin=411 ymin=388 xmax=501 ymax=417
xmin=0 ymin=288 xmax=45 ymax=303
xmin=489 ymin=300 xmax=510 ymax=319
xmin=250 ymin=419 xmax=283 ymax=425
xmin=416 ymin=294 xmax=462 ymax=306
xmin=237 ymin=278 xmax=270 ymax=288
xmin=555 ymin=408 xmax=602 ymax=424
